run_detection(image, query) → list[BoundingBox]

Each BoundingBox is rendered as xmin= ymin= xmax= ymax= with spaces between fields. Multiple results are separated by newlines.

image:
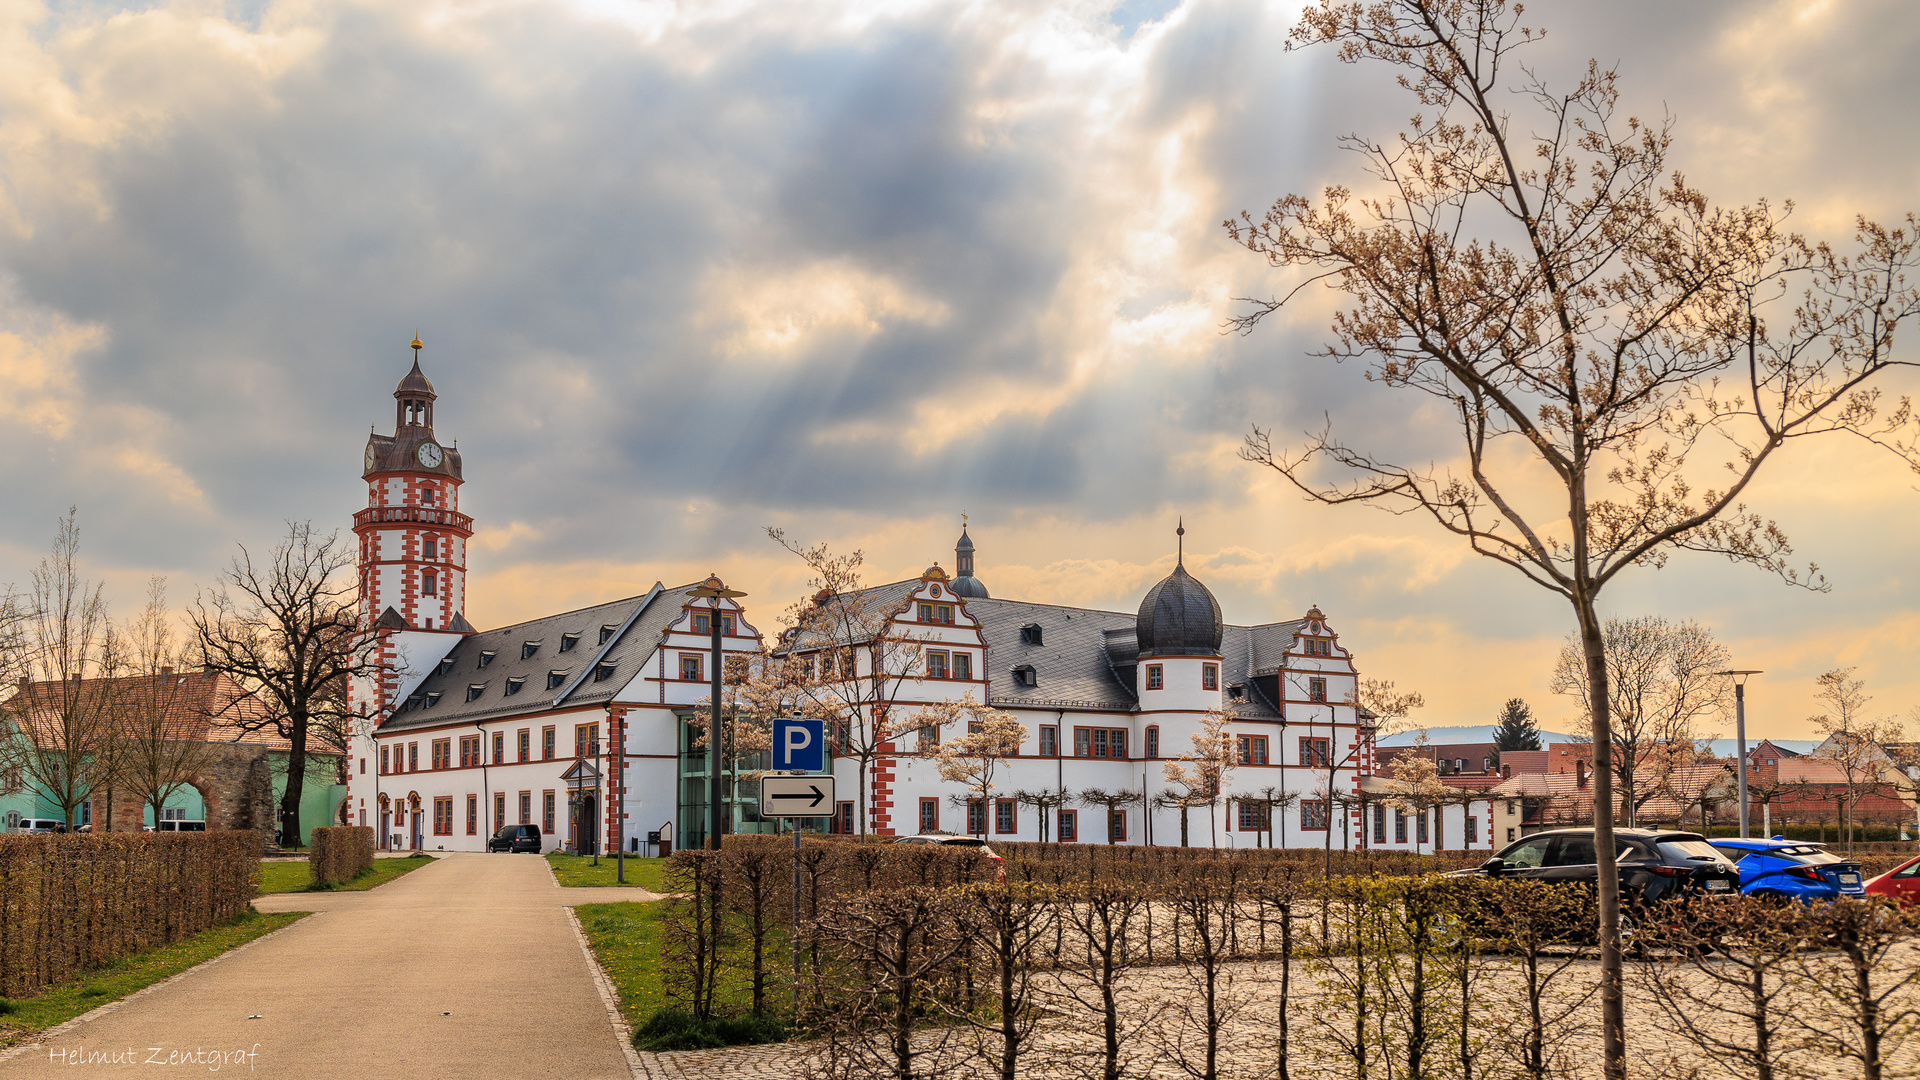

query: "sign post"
xmin=759 ymin=769 xmax=834 ymax=1016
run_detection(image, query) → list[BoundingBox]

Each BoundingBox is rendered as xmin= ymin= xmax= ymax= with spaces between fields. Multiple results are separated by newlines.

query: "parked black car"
xmin=488 ymin=824 xmax=543 ymax=853
xmin=1462 ymin=828 xmax=1741 ymax=904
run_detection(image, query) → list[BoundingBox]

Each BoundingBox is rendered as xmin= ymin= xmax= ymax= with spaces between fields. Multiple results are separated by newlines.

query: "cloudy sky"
xmin=2 ymin=0 xmax=1917 ymax=741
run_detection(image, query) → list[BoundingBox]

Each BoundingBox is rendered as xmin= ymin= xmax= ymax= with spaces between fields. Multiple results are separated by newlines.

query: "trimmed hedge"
xmin=309 ymin=826 xmax=375 ymax=887
xmin=0 ymin=832 xmax=260 ymax=998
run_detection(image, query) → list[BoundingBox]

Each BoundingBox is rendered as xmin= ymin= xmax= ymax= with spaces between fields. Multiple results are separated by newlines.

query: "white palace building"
xmin=345 ymin=348 xmax=1385 ymax=854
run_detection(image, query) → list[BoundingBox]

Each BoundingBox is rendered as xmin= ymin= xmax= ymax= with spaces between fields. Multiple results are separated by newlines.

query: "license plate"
xmin=1840 ymin=874 xmax=1860 ymax=886
xmin=1705 ymin=880 xmax=1731 ymax=891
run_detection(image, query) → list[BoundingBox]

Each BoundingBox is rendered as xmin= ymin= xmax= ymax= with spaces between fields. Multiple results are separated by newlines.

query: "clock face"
xmin=364 ymin=443 xmax=379 ymax=471
xmin=416 ymin=441 xmax=444 ymax=468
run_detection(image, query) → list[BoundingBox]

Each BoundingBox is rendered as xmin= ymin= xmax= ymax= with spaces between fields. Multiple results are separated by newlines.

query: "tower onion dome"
xmin=1135 ymin=524 xmax=1222 ymax=657
xmin=949 ymin=523 xmax=989 ymax=599
xmin=395 ymin=356 xmax=435 ymax=399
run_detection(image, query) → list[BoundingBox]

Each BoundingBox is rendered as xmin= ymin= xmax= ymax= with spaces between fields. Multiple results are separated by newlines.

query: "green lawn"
xmin=575 ymin=901 xmax=668 ymax=1026
xmin=256 ymin=854 xmax=436 ymax=895
xmin=547 ymin=853 xmax=670 ymax=892
xmin=0 ymin=910 xmax=308 ymax=1045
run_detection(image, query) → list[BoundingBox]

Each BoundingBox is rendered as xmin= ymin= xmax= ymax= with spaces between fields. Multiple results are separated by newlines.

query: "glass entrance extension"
xmin=675 ymin=713 xmax=775 ymax=852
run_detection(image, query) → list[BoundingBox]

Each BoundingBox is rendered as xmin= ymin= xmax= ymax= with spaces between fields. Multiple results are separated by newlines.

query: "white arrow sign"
xmin=759 ymin=774 xmax=835 ymax=817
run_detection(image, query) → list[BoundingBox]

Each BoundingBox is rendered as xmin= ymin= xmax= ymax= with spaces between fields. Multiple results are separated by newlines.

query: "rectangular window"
xmin=432 ymin=739 xmax=451 ymax=770
xmin=927 ymin=651 xmax=948 ymax=679
xmin=919 ymin=798 xmax=939 ymax=833
xmin=1299 ymin=737 xmax=1330 ymax=768
xmin=937 ymin=605 xmax=953 ymax=624
xmin=518 ymin=792 xmax=531 ymax=825
xmin=967 ymin=799 xmax=986 ymax=836
xmin=1467 ymin=815 xmax=1480 ymax=844
xmin=423 ymin=537 xmax=437 ymax=559
xmin=995 ymin=798 xmax=1017 ymax=835
xmin=1395 ymin=809 xmax=1408 ymax=844
xmin=1236 ymin=735 xmax=1268 ymax=765
xmin=544 ymin=791 xmax=556 ymax=835
xmin=408 ymin=743 xmax=419 ymax=771
xmin=433 ymin=797 xmax=453 ymax=836
xmin=1373 ymin=804 xmax=1386 ymax=844
xmin=1146 ymin=664 xmax=1163 ymax=690
xmin=1074 ymin=727 xmax=1128 ymax=759
xmin=1202 ymin=663 xmax=1218 ymax=690
xmin=495 ymin=792 xmax=506 ymax=829
xmin=834 ymin=802 xmax=854 ymax=835
xmin=1416 ymin=810 xmax=1429 ymax=845
xmin=459 ymin=736 xmax=480 ymax=768
xmin=380 ymin=745 xmax=389 ymax=774
xmin=543 ymin=727 xmax=556 ymax=760
xmin=518 ymin=730 xmax=530 ymax=762
xmin=1507 ymin=827 xmax=1517 ymax=843
xmin=1058 ymin=809 xmax=1077 ymax=842
xmin=952 ymin=652 xmax=971 ymax=680
xmin=575 ymin=724 xmax=599 ymax=758
xmin=1074 ymin=728 xmax=1089 ymax=758
xmin=1109 ymin=810 xmax=1127 ymax=842
xmin=1301 ymin=799 xmax=1330 ymax=831
xmin=917 ymin=723 xmax=939 ymax=751
xmin=1309 ymin=677 xmax=1327 ymax=702
xmin=918 ymin=603 xmax=933 ymax=622
xmin=466 ymin=794 xmax=478 ymax=835
xmin=680 ymin=654 xmax=702 ymax=681
xmin=693 ymin=612 xmax=710 ymax=634
xmin=493 ymin=733 xmax=504 ymax=764
xmin=1039 ymin=726 xmax=1057 ymax=757
xmin=422 ymin=570 xmax=437 ymax=596
xmin=1238 ymin=800 xmax=1268 ymax=831
xmin=1146 ymin=727 xmax=1159 ymax=758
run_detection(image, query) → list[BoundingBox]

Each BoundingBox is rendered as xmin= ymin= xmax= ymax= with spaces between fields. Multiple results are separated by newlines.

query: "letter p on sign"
xmin=773 ymin=717 xmax=826 ymax=772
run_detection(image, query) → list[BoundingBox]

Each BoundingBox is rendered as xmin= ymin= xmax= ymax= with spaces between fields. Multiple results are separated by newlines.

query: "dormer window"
xmin=436 ymin=657 xmax=455 ymax=676
xmin=477 ymin=651 xmax=495 ymax=669
xmin=1019 ymin=624 xmax=1043 ymax=645
xmin=560 ymin=633 xmax=580 ymax=653
xmin=1012 ymin=664 xmax=1037 ymax=688
xmin=546 ymin=670 xmax=569 ymax=690
xmin=522 ymin=641 xmax=540 ymax=659
xmin=406 ymin=694 xmax=424 ymax=710
xmin=466 ymin=684 xmax=486 ymax=702
xmin=594 ymin=664 xmax=616 ymax=682
xmin=1228 ymin=684 xmax=1246 ymax=700
xmin=505 ymin=677 xmax=525 ymax=696
xmin=424 ymin=691 xmax=443 ymax=707
xmin=599 ymin=624 xmax=618 ymax=645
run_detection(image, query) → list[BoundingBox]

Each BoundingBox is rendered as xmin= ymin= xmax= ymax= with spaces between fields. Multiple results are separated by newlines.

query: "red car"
xmin=1862 ymin=855 xmax=1920 ymax=905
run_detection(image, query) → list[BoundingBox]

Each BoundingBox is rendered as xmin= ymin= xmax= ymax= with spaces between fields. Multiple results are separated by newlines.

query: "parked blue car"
xmin=1708 ymin=838 xmax=1866 ymax=902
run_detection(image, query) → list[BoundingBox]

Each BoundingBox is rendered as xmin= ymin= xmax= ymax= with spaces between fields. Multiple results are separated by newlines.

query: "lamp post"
xmin=687 ymin=577 xmax=747 ymax=851
xmin=1713 ymin=670 xmax=1763 ymax=839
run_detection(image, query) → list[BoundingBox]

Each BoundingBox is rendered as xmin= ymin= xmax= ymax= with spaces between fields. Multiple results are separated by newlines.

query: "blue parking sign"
xmin=772 ymin=717 xmax=826 ymax=772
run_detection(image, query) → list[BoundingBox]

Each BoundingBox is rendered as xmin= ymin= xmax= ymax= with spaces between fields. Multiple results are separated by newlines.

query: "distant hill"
xmin=1377 ymin=724 xmax=1581 ymax=747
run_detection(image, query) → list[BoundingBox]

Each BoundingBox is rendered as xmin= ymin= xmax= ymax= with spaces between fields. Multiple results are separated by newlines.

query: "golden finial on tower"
xmin=410 ymin=332 xmax=423 ymax=352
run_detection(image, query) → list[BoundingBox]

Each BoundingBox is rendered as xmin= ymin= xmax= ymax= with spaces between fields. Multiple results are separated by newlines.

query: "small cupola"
xmin=949 ymin=519 xmax=990 ymax=599
xmin=395 ymin=337 xmax=437 ymax=431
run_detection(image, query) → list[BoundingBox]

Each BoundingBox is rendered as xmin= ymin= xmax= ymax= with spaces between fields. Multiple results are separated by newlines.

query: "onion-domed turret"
xmin=950 ymin=522 xmax=989 ymax=599
xmin=1135 ymin=522 xmax=1222 ymax=657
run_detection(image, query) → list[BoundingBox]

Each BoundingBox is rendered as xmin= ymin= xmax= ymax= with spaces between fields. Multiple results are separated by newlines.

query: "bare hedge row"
xmin=308 ymin=826 xmax=374 ymax=887
xmin=661 ymin=846 xmax=1920 ymax=1080
xmin=0 ymin=832 xmax=260 ymax=998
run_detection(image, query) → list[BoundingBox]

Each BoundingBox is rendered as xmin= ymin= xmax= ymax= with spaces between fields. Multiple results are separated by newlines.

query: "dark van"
xmin=489 ymin=824 xmax=542 ymax=853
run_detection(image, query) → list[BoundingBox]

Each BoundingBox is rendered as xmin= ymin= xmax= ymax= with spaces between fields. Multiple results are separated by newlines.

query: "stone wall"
xmin=98 ymin=741 xmax=280 ymax=843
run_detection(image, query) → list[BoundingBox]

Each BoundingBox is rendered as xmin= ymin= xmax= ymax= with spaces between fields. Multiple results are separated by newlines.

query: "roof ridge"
xmin=467 ymin=584 xmax=702 ymax=636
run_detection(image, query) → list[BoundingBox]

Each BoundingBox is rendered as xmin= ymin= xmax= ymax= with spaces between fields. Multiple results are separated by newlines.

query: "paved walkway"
xmin=0 ymin=853 xmax=661 ymax=1079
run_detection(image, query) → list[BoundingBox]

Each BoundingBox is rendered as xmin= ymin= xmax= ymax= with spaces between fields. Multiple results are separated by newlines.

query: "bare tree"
xmin=0 ymin=512 xmax=122 ymax=830
xmin=116 ymin=577 xmax=212 ymax=832
xmin=1160 ymin=707 xmax=1237 ymax=848
xmin=769 ymin=531 xmax=928 ymax=839
xmin=190 ymin=522 xmax=381 ymax=847
xmin=1078 ymin=788 xmax=1145 ymax=846
xmin=1808 ymin=668 xmax=1904 ymax=854
xmin=1226 ymin=3 xmax=1920 ymax=1073
xmin=927 ymin=697 xmax=1025 ymax=838
xmin=1550 ymin=616 xmax=1730 ymax=825
xmin=1013 ymin=788 xmax=1072 ymax=843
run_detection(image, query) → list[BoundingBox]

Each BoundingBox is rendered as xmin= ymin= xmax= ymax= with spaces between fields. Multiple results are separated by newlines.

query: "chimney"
xmin=15 ymin=678 xmax=27 ymax=692
xmin=160 ymin=666 xmax=173 ymax=678
xmin=1577 ymin=760 xmax=1589 ymax=789
xmin=1501 ymin=764 xmax=1512 ymax=779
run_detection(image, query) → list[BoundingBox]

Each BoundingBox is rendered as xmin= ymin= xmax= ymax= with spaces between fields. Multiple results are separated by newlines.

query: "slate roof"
xmin=378 ymin=581 xmax=706 ymax=733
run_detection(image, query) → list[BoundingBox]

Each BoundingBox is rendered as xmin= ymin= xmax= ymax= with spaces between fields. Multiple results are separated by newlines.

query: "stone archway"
xmin=100 ymin=743 xmax=274 ymax=839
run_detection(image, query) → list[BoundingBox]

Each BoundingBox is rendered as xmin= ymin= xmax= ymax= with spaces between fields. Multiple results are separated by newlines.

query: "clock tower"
xmin=354 ymin=339 xmax=474 ymax=664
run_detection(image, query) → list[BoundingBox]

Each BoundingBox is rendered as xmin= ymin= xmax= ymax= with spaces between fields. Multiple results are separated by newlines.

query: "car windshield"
xmin=1782 ymin=848 xmax=1846 ymax=866
xmin=1656 ymin=839 xmax=1727 ymax=862
xmin=938 ymin=838 xmax=987 ymax=847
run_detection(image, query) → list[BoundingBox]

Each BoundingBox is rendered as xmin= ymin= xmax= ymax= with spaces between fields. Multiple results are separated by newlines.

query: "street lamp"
xmin=1712 ymin=670 xmax=1763 ymax=839
xmin=687 ymin=576 xmax=747 ymax=851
